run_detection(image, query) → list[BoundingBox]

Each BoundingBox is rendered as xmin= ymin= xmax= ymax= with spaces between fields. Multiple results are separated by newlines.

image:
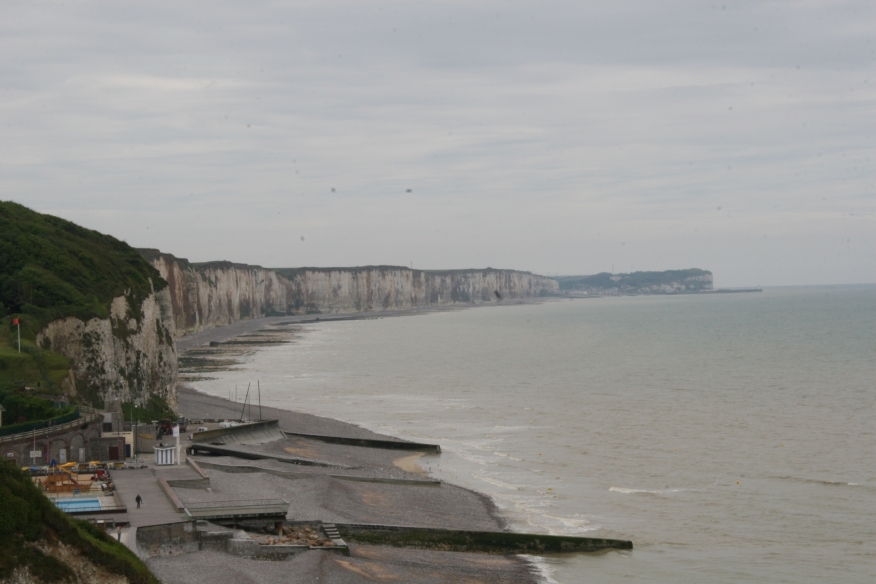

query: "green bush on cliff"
xmin=121 ymin=394 xmax=176 ymax=423
xmin=0 ymin=393 xmax=75 ymax=426
xmin=555 ymin=269 xmax=712 ymax=292
xmin=0 ymin=463 xmax=157 ymax=583
xmin=0 ymin=335 xmax=72 ymax=396
xmin=0 ymin=201 xmax=169 ymax=395
xmin=0 ymin=201 xmax=166 ymax=333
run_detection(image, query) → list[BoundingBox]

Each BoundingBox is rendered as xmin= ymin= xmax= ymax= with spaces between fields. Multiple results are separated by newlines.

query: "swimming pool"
xmin=54 ymin=498 xmax=101 ymax=512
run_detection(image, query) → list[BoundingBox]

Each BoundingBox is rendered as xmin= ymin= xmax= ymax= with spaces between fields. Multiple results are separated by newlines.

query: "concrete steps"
xmin=322 ymin=523 xmax=345 ymax=545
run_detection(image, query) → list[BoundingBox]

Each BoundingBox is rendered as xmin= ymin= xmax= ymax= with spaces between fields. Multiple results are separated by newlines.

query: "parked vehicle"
xmin=157 ymin=420 xmax=173 ymax=438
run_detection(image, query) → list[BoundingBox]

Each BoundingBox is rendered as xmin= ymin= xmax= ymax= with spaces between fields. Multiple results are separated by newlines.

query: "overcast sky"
xmin=2 ymin=1 xmax=874 ymax=286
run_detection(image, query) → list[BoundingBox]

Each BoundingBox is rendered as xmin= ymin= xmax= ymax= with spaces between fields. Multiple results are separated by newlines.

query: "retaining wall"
xmin=1 ymin=406 xmax=102 ymax=466
xmin=281 ymin=430 xmax=441 ymax=453
xmin=190 ymin=420 xmax=283 ymax=445
xmin=136 ymin=520 xmax=346 ymax=559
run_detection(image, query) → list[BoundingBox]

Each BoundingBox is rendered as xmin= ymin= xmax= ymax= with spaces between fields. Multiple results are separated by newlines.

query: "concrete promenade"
xmin=111 ymin=467 xmax=187 ymax=527
xmin=107 ymin=460 xmax=206 ymax=555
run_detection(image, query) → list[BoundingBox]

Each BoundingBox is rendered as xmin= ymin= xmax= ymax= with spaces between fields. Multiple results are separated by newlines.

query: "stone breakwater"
xmin=140 ymin=249 xmax=559 ymax=336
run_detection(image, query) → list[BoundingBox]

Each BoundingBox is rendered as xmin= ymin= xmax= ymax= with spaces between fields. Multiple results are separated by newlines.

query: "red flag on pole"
xmin=12 ymin=318 xmax=19 ymax=325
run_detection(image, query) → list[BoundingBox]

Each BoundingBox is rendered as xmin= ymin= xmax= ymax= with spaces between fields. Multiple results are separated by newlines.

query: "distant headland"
xmin=555 ymin=269 xmax=762 ymax=296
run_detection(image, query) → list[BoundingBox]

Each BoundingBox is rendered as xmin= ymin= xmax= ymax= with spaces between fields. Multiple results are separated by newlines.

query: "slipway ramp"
xmin=192 ymin=420 xmax=284 ymax=446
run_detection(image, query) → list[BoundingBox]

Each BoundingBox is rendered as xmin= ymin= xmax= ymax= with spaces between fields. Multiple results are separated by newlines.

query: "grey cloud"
xmin=1 ymin=1 xmax=873 ymax=285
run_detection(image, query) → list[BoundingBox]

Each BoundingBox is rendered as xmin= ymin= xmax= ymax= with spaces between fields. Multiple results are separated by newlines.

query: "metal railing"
xmin=56 ymin=503 xmax=104 ymax=513
xmin=184 ymin=498 xmax=289 ymax=511
xmin=0 ymin=405 xmax=102 ymax=444
xmin=44 ymin=490 xmax=111 ymax=500
xmin=183 ymin=498 xmax=290 ymax=519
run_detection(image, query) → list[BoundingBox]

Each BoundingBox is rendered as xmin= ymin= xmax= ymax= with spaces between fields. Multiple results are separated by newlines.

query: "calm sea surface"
xmin=192 ymin=285 xmax=875 ymax=583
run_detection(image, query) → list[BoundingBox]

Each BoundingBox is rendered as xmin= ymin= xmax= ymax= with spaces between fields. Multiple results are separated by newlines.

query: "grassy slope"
xmin=0 ymin=201 xmax=167 ymax=396
xmin=555 ymin=269 xmax=712 ymax=291
xmin=0 ymin=463 xmax=157 ymax=583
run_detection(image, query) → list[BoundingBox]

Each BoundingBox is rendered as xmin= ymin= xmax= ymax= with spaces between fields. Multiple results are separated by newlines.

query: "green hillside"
xmin=555 ymin=269 xmax=712 ymax=292
xmin=0 ymin=463 xmax=157 ymax=583
xmin=0 ymin=201 xmax=167 ymax=395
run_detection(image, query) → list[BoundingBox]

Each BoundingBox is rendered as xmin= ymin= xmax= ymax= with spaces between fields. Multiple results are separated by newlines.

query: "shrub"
xmin=0 ymin=463 xmax=158 ymax=582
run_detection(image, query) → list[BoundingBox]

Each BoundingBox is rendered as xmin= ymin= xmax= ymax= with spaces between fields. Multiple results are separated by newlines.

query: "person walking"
xmin=135 ymin=494 xmax=142 ymax=509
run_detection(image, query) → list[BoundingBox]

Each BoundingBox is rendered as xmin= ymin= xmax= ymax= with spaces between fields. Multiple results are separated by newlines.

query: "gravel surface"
xmin=147 ymin=545 xmax=538 ymax=584
xmin=159 ymin=344 xmax=539 ymax=583
xmin=195 ymin=436 xmax=437 ymax=479
xmin=174 ymin=466 xmax=506 ymax=531
xmin=179 ymin=385 xmax=409 ymax=441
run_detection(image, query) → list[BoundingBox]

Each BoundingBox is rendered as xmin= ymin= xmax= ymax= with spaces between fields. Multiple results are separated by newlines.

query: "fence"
xmin=0 ymin=407 xmax=80 ymax=437
xmin=0 ymin=406 xmax=101 ymax=443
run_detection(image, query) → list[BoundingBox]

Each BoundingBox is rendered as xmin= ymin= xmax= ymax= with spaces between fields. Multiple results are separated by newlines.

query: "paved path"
xmin=111 ymin=469 xmax=184 ymax=527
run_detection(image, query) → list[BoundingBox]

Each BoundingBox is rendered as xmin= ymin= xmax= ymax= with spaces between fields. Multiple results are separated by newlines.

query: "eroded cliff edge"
xmin=36 ymin=287 xmax=178 ymax=408
xmin=140 ymin=250 xmax=559 ymax=336
xmin=1 ymin=201 xmax=179 ymax=409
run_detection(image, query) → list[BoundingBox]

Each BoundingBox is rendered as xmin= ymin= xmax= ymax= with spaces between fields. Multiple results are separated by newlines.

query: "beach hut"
xmin=154 ymin=444 xmax=176 ymax=465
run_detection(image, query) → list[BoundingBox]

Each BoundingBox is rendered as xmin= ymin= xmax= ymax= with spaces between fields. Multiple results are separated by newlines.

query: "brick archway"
xmin=50 ymin=438 xmax=69 ymax=464
xmin=25 ymin=442 xmax=48 ymax=466
xmin=69 ymin=433 xmax=86 ymax=462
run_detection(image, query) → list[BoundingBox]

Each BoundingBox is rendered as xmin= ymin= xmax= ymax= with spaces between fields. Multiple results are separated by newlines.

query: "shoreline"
xmin=170 ymin=307 xmax=556 ymax=582
xmin=174 ymin=298 xmax=556 ymax=353
xmin=176 ymin=383 xmax=514 ymax=533
xmin=173 ymin=298 xmax=557 ymax=517
xmin=169 ymin=384 xmax=544 ymax=583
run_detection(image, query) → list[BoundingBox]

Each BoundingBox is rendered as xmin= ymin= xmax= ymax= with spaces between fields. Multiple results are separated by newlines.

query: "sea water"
xmin=191 ymin=285 xmax=876 ymax=583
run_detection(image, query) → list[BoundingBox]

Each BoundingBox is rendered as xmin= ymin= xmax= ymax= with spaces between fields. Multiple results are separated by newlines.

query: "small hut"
xmin=154 ymin=444 xmax=176 ymax=465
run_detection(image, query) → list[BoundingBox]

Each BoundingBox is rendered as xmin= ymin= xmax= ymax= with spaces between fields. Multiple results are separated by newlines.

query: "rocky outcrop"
xmin=9 ymin=539 xmax=130 ymax=584
xmin=36 ymin=287 xmax=178 ymax=408
xmin=141 ymin=250 xmax=559 ymax=334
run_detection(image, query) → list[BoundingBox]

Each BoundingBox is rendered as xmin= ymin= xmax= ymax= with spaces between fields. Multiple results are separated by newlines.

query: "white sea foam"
xmin=609 ymin=486 xmax=685 ymax=494
xmin=518 ymin=555 xmax=560 ymax=584
xmin=474 ymin=474 xmax=525 ymax=490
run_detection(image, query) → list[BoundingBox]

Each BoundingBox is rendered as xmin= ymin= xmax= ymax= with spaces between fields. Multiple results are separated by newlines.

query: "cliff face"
xmin=277 ymin=267 xmax=428 ymax=314
xmin=424 ymin=270 xmax=558 ymax=305
xmin=143 ymin=250 xmax=286 ymax=335
xmin=276 ymin=267 xmax=558 ymax=314
xmin=36 ymin=287 xmax=178 ymax=408
xmin=143 ymin=251 xmax=559 ymax=333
